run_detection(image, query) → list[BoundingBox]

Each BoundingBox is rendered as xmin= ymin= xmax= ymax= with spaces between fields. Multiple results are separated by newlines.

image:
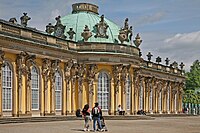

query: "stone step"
xmin=0 ymin=115 xmax=154 ymax=124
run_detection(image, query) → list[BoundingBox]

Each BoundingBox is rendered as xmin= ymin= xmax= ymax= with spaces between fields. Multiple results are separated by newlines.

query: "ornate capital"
xmin=112 ymin=64 xmax=123 ymax=92
xmin=16 ymin=51 xmax=35 ymax=76
xmin=64 ymin=60 xmax=74 ymax=82
xmin=0 ymin=50 xmax=5 ymax=68
xmin=71 ymin=62 xmax=79 ymax=80
xmin=42 ymin=58 xmax=51 ymax=78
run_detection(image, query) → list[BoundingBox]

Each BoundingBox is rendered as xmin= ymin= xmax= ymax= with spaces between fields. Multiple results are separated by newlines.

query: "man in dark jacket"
xmin=92 ymin=102 xmax=103 ymax=132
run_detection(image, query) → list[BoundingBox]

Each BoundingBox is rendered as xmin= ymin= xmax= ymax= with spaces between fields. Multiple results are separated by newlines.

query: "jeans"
xmin=93 ymin=116 xmax=102 ymax=131
xmin=84 ymin=116 xmax=90 ymax=129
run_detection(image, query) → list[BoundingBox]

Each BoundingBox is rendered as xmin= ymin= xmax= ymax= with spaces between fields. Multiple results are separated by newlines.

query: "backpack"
xmin=92 ymin=107 xmax=100 ymax=117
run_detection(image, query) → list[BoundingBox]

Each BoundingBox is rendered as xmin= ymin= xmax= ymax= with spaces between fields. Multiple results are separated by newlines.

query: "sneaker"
xmin=84 ymin=128 xmax=87 ymax=132
xmin=87 ymin=129 xmax=90 ymax=131
xmin=100 ymin=129 xmax=104 ymax=132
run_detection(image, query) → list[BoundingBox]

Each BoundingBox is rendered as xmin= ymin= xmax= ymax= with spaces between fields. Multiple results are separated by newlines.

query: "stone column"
xmin=0 ymin=51 xmax=5 ymax=117
xmin=71 ymin=63 xmax=78 ymax=114
xmin=112 ymin=65 xmax=123 ymax=114
xmin=12 ymin=62 xmax=18 ymax=117
xmin=178 ymin=83 xmax=184 ymax=113
xmin=142 ymin=78 xmax=146 ymax=111
xmin=149 ymin=80 xmax=153 ymax=114
xmin=77 ymin=64 xmax=86 ymax=109
xmin=130 ymin=72 xmax=134 ymax=115
xmin=42 ymin=58 xmax=51 ymax=115
xmin=50 ymin=59 xmax=60 ymax=114
xmin=152 ymin=79 xmax=158 ymax=113
xmin=64 ymin=60 xmax=73 ymax=115
xmin=158 ymin=82 xmax=162 ymax=114
xmin=16 ymin=52 xmax=35 ymax=116
xmin=25 ymin=54 xmax=35 ymax=115
xmin=121 ymin=65 xmax=131 ymax=113
xmin=145 ymin=78 xmax=150 ymax=113
xmin=167 ymin=82 xmax=171 ymax=114
xmin=135 ymin=75 xmax=140 ymax=113
xmin=87 ymin=64 xmax=97 ymax=110
xmin=170 ymin=83 xmax=175 ymax=113
xmin=139 ymin=77 xmax=144 ymax=110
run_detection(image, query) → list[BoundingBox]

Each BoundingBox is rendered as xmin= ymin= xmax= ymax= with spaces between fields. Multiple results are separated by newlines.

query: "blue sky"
xmin=0 ymin=0 xmax=200 ymax=71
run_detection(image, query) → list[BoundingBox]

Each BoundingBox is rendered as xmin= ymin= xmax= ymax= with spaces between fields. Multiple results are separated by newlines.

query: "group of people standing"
xmin=82 ymin=102 xmax=107 ymax=132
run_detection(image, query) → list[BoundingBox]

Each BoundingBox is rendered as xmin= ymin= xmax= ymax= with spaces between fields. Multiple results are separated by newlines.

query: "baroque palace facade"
xmin=0 ymin=3 xmax=185 ymax=117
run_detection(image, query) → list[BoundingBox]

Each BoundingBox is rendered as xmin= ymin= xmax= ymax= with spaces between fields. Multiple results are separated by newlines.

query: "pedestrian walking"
xmin=82 ymin=104 xmax=91 ymax=132
xmin=92 ymin=102 xmax=103 ymax=132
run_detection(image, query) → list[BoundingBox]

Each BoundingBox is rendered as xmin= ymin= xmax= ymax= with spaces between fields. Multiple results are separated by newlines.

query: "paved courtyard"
xmin=0 ymin=116 xmax=199 ymax=133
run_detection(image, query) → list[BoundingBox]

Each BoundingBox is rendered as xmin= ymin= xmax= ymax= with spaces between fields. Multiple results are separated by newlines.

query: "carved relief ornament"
xmin=64 ymin=60 xmax=74 ymax=82
xmin=112 ymin=64 xmax=123 ymax=93
xmin=16 ymin=52 xmax=36 ymax=91
xmin=88 ymin=64 xmax=98 ymax=94
xmin=77 ymin=64 xmax=86 ymax=93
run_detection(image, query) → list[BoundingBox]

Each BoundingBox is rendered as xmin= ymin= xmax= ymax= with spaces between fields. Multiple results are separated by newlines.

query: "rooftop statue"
xmin=133 ymin=33 xmax=142 ymax=47
xmin=165 ymin=58 xmax=170 ymax=66
xmin=118 ymin=18 xmax=133 ymax=43
xmin=94 ymin=14 xmax=109 ymax=38
xmin=129 ymin=26 xmax=133 ymax=41
xmin=54 ymin=16 xmax=66 ymax=39
xmin=46 ymin=23 xmax=54 ymax=34
xmin=67 ymin=28 xmax=76 ymax=40
xmin=81 ymin=25 xmax=92 ymax=41
xmin=124 ymin=18 xmax=129 ymax=30
xmin=20 ymin=13 xmax=31 ymax=27
xmin=9 ymin=18 xmax=17 ymax=24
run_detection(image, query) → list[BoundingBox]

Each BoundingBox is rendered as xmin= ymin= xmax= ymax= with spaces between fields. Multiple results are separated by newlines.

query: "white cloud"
xmin=135 ymin=12 xmax=166 ymax=26
xmin=164 ymin=31 xmax=200 ymax=44
xmin=141 ymin=31 xmax=200 ymax=71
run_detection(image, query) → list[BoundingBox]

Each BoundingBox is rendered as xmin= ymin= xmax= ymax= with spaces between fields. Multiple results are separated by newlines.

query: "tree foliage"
xmin=183 ymin=60 xmax=200 ymax=104
xmin=185 ymin=60 xmax=200 ymax=91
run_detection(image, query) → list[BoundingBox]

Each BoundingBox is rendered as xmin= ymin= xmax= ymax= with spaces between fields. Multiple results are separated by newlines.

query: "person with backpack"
xmin=92 ymin=102 xmax=103 ymax=132
xmin=82 ymin=104 xmax=91 ymax=131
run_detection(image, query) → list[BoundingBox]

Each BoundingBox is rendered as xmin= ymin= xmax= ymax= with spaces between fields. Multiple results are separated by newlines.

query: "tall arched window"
xmin=55 ymin=71 xmax=62 ymax=110
xmin=31 ymin=66 xmax=39 ymax=110
xmin=2 ymin=62 xmax=12 ymax=111
xmin=126 ymin=75 xmax=131 ymax=110
xmin=98 ymin=72 xmax=110 ymax=110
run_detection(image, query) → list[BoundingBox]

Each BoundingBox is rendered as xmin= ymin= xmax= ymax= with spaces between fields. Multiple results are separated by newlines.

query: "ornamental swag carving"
xmin=64 ymin=60 xmax=74 ymax=83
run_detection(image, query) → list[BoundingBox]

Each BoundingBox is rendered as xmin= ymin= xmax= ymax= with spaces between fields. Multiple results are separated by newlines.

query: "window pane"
xmin=2 ymin=62 xmax=12 ymax=111
xmin=97 ymin=72 xmax=110 ymax=110
xmin=31 ymin=66 xmax=39 ymax=110
xmin=55 ymin=72 xmax=62 ymax=110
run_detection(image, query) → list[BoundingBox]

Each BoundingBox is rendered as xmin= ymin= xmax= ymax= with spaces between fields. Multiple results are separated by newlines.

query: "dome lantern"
xmin=72 ymin=3 xmax=99 ymax=15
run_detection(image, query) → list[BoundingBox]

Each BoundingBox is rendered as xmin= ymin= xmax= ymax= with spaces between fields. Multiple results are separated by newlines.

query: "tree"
xmin=185 ymin=60 xmax=200 ymax=91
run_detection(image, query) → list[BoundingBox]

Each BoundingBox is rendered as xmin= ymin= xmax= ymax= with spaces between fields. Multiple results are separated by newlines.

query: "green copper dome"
xmin=59 ymin=3 xmax=132 ymax=45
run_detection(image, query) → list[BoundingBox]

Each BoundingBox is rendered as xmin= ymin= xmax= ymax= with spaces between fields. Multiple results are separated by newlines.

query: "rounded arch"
xmin=2 ymin=60 xmax=13 ymax=112
xmin=31 ymin=65 xmax=40 ymax=110
xmin=55 ymin=69 xmax=63 ymax=110
xmin=97 ymin=71 xmax=111 ymax=110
